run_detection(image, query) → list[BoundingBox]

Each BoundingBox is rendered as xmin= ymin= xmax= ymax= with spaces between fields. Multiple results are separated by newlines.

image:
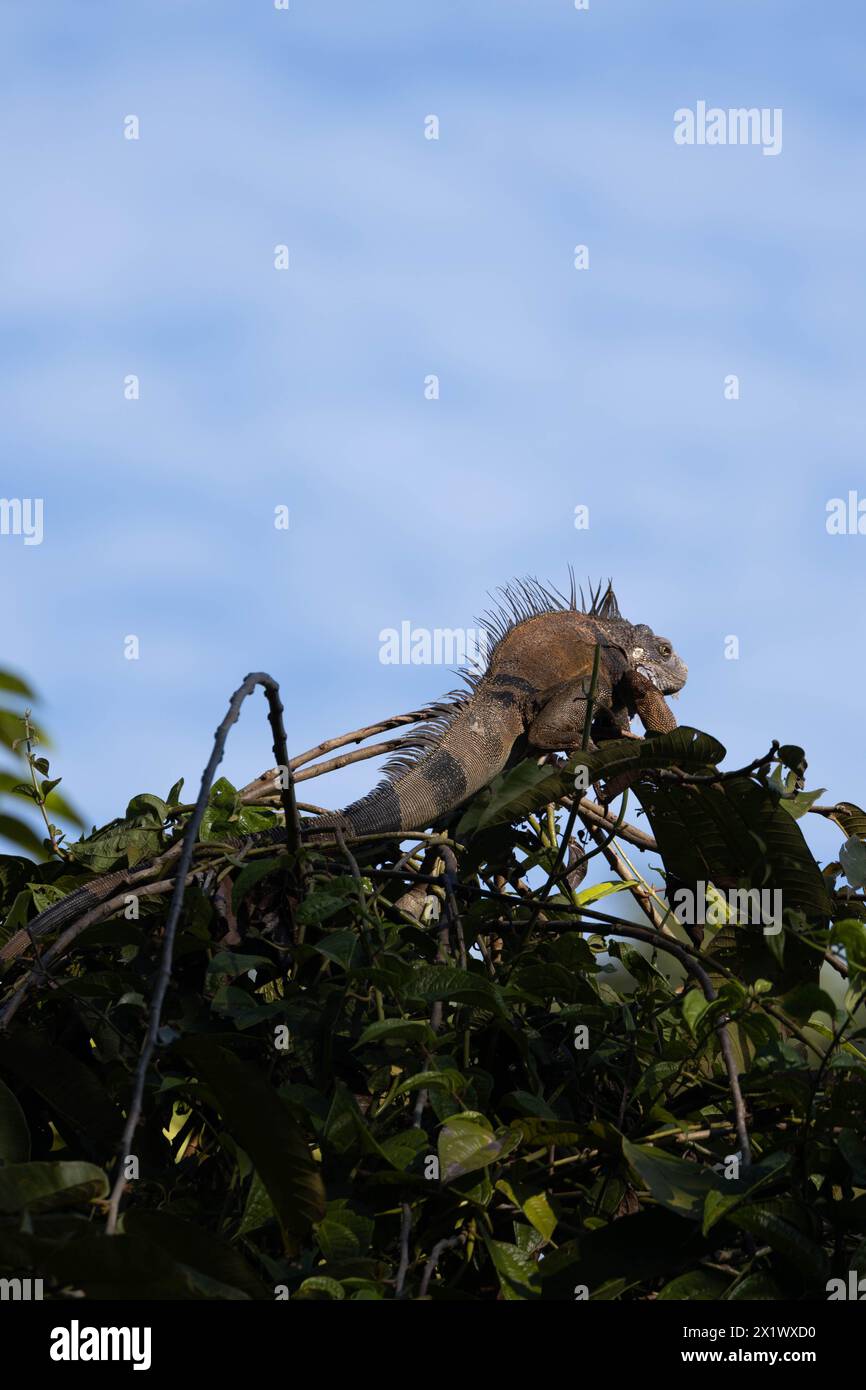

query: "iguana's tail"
xmin=1 ymin=680 xmax=528 ymax=963
xmin=1 ymin=868 xmax=137 ymax=964
xmin=303 ymin=676 xmax=528 ymax=838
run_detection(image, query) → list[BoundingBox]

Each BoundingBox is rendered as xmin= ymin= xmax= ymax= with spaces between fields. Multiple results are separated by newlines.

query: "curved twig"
xmin=240 ymin=706 xmax=442 ymax=801
xmin=653 ymin=742 xmax=780 ymax=787
xmin=418 ymin=1232 xmax=465 ymax=1298
xmin=104 ymin=672 xmax=296 ymax=1234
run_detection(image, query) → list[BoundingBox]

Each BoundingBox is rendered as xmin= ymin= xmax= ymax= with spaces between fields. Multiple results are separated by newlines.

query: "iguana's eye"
xmin=658 ymin=642 xmax=672 ymax=658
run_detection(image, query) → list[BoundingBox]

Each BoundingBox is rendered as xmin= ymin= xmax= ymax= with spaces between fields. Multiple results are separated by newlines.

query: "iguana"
xmin=1 ymin=579 xmax=687 ymax=960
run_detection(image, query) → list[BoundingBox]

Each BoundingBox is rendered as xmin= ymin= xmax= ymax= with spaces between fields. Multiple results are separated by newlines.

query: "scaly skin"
xmin=1 ymin=581 xmax=687 ymax=961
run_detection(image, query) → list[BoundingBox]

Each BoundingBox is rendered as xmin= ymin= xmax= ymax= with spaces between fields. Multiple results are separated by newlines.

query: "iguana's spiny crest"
xmin=329 ymin=574 xmax=687 ymax=835
xmin=477 ymin=574 xmax=687 ymax=701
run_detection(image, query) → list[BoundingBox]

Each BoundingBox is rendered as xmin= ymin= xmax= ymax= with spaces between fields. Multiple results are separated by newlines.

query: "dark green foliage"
xmin=0 ymin=708 xmax=865 ymax=1301
xmin=0 ymin=673 xmax=85 ymax=860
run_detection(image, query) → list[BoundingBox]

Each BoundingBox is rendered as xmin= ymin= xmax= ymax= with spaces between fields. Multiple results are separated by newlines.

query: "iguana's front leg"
xmin=527 ymin=667 xmax=677 ymax=756
xmin=617 ymin=668 xmax=678 ymax=734
xmin=596 ymin=670 xmax=678 ymax=804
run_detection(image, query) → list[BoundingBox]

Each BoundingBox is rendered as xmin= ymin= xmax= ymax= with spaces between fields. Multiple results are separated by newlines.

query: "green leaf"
xmin=296 ymin=1276 xmax=345 ymax=1300
xmin=316 ymin=1201 xmax=373 ymax=1263
xmin=779 ymin=787 xmax=826 ymax=821
xmin=125 ymin=793 xmax=168 ymax=823
xmin=657 ymin=1270 xmax=730 ymax=1299
xmin=840 ymin=836 xmax=866 ymax=888
xmin=623 ymin=1138 xmax=724 ymax=1219
xmin=699 ymin=1152 xmax=790 ymax=1236
xmin=0 ymin=1076 xmax=30 ymax=1162
xmin=573 ymin=879 xmax=638 ymax=906
xmin=496 ymin=1178 xmax=557 ymax=1240
xmin=209 ymin=778 xmax=239 ymax=813
xmin=728 ymin=1199 xmax=828 ymax=1279
xmin=775 ymin=745 xmax=807 ymax=777
xmin=484 ymin=1236 xmax=541 ymax=1300
xmin=778 ymin=983 xmax=836 ymax=1024
xmin=506 ymin=1117 xmax=585 ymax=1148
xmin=725 ymin=1273 xmax=785 ymax=1300
xmin=826 ymin=802 xmax=866 ymax=840
xmin=377 ymin=1129 xmax=429 ymax=1172
xmin=26 ymin=881 xmax=69 ymax=913
xmin=0 ymin=672 xmax=35 ymax=698
xmin=11 ymin=784 xmax=39 ymax=802
xmin=0 ymin=1033 xmax=123 ymax=1150
xmin=0 ymin=814 xmax=46 ymax=857
xmin=353 ymin=1018 xmax=438 ymax=1049
xmin=539 ymin=1207 xmax=703 ymax=1298
xmin=206 ymin=951 xmax=273 ymax=991
xmin=166 ymin=778 xmax=185 ymax=806
xmin=123 ymin=1209 xmax=268 ymax=1299
xmin=702 ymin=1188 xmax=743 ymax=1235
xmin=457 ymin=760 xmax=566 ymax=836
xmin=831 ymin=920 xmax=866 ymax=972
xmin=439 ymin=1114 xmax=514 ymax=1182
xmin=458 ymin=729 xmax=726 ymax=837
xmin=68 ymin=816 xmax=163 ymax=873
xmin=682 ymin=989 xmax=710 ymax=1037
xmin=393 ymin=1068 xmax=465 ymax=1098
xmin=0 ymin=1161 xmax=108 ymax=1214
xmin=580 ymin=727 xmax=727 ymax=783
xmin=634 ymin=770 xmax=832 ymax=979
xmin=313 ymin=930 xmax=363 ymax=969
xmin=549 ymin=932 xmax=597 ymax=971
xmin=237 ymin=1171 xmax=274 ymax=1237
xmin=321 ymin=1082 xmax=363 ymax=1157
xmin=180 ymin=1036 xmax=325 ymax=1239
xmin=297 ymin=885 xmax=355 ymax=926
xmin=231 ymin=857 xmax=283 ymax=913
xmin=837 ymin=1130 xmax=866 ymax=1185
xmin=407 ymin=963 xmax=506 ymax=1015
xmin=510 ymin=962 xmax=587 ymax=1003
xmin=45 ymin=1233 xmax=241 ymax=1300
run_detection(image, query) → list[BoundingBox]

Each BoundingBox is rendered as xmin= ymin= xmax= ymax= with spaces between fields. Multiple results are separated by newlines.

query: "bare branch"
xmin=104 ymin=672 xmax=297 ymax=1235
xmin=239 ymin=706 xmax=441 ymax=801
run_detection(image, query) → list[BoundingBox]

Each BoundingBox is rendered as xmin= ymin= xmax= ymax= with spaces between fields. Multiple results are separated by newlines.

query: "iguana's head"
xmin=578 ymin=581 xmax=687 ymax=696
xmin=627 ymin=624 xmax=688 ymax=695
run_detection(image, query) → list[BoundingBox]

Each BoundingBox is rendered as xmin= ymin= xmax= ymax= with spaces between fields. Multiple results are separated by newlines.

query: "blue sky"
xmin=0 ymin=0 xmax=863 ymax=870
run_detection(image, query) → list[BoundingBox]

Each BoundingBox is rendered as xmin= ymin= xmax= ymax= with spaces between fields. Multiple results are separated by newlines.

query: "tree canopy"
xmin=0 ymin=670 xmax=864 ymax=1301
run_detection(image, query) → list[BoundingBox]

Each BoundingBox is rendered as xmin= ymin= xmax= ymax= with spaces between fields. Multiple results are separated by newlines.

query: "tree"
xmin=0 ymin=673 xmax=864 ymax=1301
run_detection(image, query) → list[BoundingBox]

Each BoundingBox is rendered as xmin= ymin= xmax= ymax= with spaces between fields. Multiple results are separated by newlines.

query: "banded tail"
xmin=304 ymin=676 xmax=528 ymax=838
